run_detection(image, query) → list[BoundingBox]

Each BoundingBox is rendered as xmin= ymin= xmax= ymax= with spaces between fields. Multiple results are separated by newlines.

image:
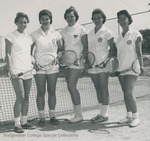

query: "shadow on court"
xmin=0 ymin=95 xmax=150 ymax=141
xmin=37 ymin=120 xmax=128 ymax=133
xmin=0 ymin=124 xmax=14 ymax=133
xmin=0 ymin=119 xmax=128 ymax=134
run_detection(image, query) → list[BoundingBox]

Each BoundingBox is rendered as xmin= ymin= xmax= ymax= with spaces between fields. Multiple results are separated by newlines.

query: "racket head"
xmin=103 ymin=57 xmax=119 ymax=74
xmin=58 ymin=50 xmax=77 ymax=67
xmin=80 ymin=52 xmax=95 ymax=69
xmin=36 ymin=54 xmax=56 ymax=70
xmin=132 ymin=55 xmax=150 ymax=76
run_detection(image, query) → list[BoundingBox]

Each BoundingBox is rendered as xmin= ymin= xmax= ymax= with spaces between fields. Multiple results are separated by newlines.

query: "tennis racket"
xmin=115 ymin=55 xmax=150 ymax=77
xmin=16 ymin=54 xmax=56 ymax=77
xmin=88 ymin=129 xmax=110 ymax=134
xmin=80 ymin=52 xmax=96 ymax=70
xmin=95 ymin=57 xmax=119 ymax=76
xmin=57 ymin=50 xmax=78 ymax=68
xmin=36 ymin=53 xmax=56 ymax=70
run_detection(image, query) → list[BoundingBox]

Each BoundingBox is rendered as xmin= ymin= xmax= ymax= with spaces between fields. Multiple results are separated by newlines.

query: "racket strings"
xmin=37 ymin=54 xmax=56 ymax=70
xmin=138 ymin=56 xmax=150 ymax=76
xmin=132 ymin=59 xmax=140 ymax=74
xmin=104 ymin=58 xmax=119 ymax=73
xmin=80 ymin=52 xmax=95 ymax=69
xmin=116 ymin=56 xmax=150 ymax=76
xmin=58 ymin=51 xmax=77 ymax=66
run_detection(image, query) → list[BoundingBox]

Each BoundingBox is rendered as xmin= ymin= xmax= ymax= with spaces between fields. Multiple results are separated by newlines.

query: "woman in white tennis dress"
xmin=31 ymin=9 xmax=63 ymax=126
xmin=60 ymin=6 xmax=88 ymax=123
xmin=116 ymin=10 xmax=143 ymax=127
xmin=5 ymin=12 xmax=35 ymax=133
xmin=88 ymin=9 xmax=115 ymax=123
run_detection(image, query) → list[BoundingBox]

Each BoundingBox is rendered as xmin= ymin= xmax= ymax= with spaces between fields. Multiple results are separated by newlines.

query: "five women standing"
xmin=5 ymin=8 xmax=142 ymax=134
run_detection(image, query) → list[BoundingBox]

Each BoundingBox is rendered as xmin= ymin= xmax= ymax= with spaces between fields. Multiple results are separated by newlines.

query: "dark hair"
xmin=39 ymin=9 xmax=53 ymax=24
xmin=64 ymin=6 xmax=79 ymax=22
xmin=91 ymin=8 xmax=106 ymax=23
xmin=14 ymin=12 xmax=29 ymax=24
xmin=117 ymin=10 xmax=133 ymax=25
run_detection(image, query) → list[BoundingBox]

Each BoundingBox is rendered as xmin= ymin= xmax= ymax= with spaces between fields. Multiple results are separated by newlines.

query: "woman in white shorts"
xmin=88 ymin=9 xmax=116 ymax=123
xmin=116 ymin=10 xmax=143 ymax=127
xmin=60 ymin=6 xmax=88 ymax=123
xmin=31 ymin=9 xmax=63 ymax=126
xmin=5 ymin=12 xmax=35 ymax=133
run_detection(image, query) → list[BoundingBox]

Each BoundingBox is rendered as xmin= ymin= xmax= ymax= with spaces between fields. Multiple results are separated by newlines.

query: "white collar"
xmin=39 ymin=26 xmax=54 ymax=36
xmin=67 ymin=23 xmax=79 ymax=29
xmin=14 ymin=30 xmax=26 ymax=36
xmin=120 ymin=28 xmax=133 ymax=38
xmin=92 ymin=25 xmax=107 ymax=34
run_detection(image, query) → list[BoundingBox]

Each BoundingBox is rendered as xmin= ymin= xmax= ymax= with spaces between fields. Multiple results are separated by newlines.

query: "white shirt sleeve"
xmin=6 ymin=32 xmax=14 ymax=43
xmin=30 ymin=32 xmax=36 ymax=42
xmin=56 ymin=31 xmax=62 ymax=41
xmin=80 ymin=25 xmax=87 ymax=36
xmin=105 ymin=29 xmax=114 ymax=41
xmin=135 ymin=31 xmax=143 ymax=41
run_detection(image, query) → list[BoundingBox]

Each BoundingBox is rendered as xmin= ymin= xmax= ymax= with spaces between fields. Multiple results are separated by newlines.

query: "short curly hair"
xmin=117 ymin=10 xmax=133 ymax=25
xmin=64 ymin=6 xmax=79 ymax=22
xmin=39 ymin=9 xmax=53 ymax=24
xmin=91 ymin=8 xmax=106 ymax=23
xmin=14 ymin=12 xmax=29 ymax=24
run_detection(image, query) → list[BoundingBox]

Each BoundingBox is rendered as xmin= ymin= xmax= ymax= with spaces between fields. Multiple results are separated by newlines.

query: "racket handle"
xmin=74 ymin=60 xmax=80 ymax=66
xmin=114 ymin=71 xmax=121 ymax=75
xmin=95 ymin=64 xmax=103 ymax=69
xmin=17 ymin=72 xmax=23 ymax=77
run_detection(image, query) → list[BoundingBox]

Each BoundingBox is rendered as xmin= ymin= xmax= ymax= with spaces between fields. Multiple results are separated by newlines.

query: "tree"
xmin=139 ymin=29 xmax=150 ymax=54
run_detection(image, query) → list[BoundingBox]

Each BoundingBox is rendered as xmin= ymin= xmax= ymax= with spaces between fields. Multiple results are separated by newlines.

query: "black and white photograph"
xmin=0 ymin=0 xmax=150 ymax=141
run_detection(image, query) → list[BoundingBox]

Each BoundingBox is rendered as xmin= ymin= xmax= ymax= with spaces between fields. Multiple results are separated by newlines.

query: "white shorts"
xmin=19 ymin=71 xmax=33 ymax=80
xmin=68 ymin=64 xmax=82 ymax=69
xmin=88 ymin=67 xmax=104 ymax=74
xmin=119 ymin=70 xmax=139 ymax=76
xmin=36 ymin=66 xmax=59 ymax=74
xmin=9 ymin=70 xmax=34 ymax=80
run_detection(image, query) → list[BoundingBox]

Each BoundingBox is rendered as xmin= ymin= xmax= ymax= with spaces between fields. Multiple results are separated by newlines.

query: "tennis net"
xmin=0 ymin=64 xmax=150 ymax=125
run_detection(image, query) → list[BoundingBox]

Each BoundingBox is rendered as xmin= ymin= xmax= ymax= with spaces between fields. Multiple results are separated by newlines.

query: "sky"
xmin=0 ymin=0 xmax=150 ymax=58
xmin=0 ymin=0 xmax=150 ymax=36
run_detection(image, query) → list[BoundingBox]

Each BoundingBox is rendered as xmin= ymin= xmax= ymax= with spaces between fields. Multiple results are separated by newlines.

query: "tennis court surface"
xmin=0 ymin=94 xmax=150 ymax=141
xmin=0 ymin=67 xmax=150 ymax=140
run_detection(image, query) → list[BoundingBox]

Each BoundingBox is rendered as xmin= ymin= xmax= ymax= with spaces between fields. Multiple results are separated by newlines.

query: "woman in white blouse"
xmin=87 ymin=8 xmax=115 ymax=123
xmin=61 ymin=6 xmax=88 ymax=123
xmin=116 ymin=10 xmax=143 ymax=127
xmin=5 ymin=12 xmax=35 ymax=133
xmin=31 ymin=9 xmax=63 ymax=126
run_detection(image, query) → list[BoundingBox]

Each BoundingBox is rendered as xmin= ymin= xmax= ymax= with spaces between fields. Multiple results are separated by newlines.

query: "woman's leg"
xmin=11 ymin=78 xmax=25 ymax=133
xmin=21 ymin=79 xmax=32 ymax=117
xmin=118 ymin=75 xmax=131 ymax=113
xmin=97 ymin=73 xmax=109 ymax=105
xmin=118 ymin=75 xmax=139 ymax=126
xmin=47 ymin=73 xmax=58 ymax=110
xmin=90 ymin=74 xmax=103 ymax=104
xmin=90 ymin=74 xmax=103 ymax=119
xmin=47 ymin=73 xmax=59 ymax=124
xmin=123 ymin=75 xmax=138 ymax=113
xmin=123 ymin=75 xmax=139 ymax=127
xmin=64 ymin=68 xmax=82 ymax=123
xmin=90 ymin=72 xmax=109 ymax=122
xmin=12 ymin=79 xmax=24 ymax=120
xmin=65 ymin=68 xmax=81 ymax=105
xmin=20 ymin=78 xmax=35 ymax=129
xmin=34 ymin=74 xmax=46 ymax=125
